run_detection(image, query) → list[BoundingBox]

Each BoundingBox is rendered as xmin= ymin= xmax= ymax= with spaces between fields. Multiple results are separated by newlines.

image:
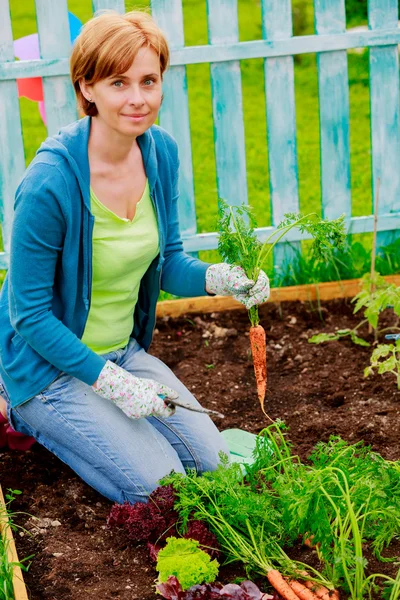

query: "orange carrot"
xmin=266 ymin=569 xmax=302 ymax=600
xmin=304 ymin=581 xmax=339 ymax=600
xmin=249 ymin=324 xmax=271 ymax=419
xmin=286 ymin=579 xmax=319 ymax=600
xmin=297 ymin=570 xmax=339 ymax=600
xmin=303 ymin=533 xmax=317 ymax=548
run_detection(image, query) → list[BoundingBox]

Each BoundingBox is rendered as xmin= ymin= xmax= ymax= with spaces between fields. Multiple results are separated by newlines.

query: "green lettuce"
xmin=156 ymin=537 xmax=219 ymax=591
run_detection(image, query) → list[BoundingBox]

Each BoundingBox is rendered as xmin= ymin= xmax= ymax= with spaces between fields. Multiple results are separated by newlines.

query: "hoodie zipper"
xmin=149 ymin=268 xmax=162 ymax=346
xmin=80 ymin=212 xmax=94 ymax=338
xmin=148 ymin=186 xmax=163 ymax=345
xmin=149 ymin=186 xmax=164 ymax=270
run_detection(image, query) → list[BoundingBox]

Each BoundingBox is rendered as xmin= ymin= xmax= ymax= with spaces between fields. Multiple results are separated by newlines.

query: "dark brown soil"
xmin=1 ymin=298 xmax=400 ymax=600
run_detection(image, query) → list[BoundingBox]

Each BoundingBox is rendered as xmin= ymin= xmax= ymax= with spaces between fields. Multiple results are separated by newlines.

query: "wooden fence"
xmin=1 ymin=0 xmax=400 ymax=273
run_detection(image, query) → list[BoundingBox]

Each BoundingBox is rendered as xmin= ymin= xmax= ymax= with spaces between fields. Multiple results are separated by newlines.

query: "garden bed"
xmin=0 ymin=296 xmax=399 ymax=599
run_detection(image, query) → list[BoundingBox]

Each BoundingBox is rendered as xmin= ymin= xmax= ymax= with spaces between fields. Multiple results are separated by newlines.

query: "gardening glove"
xmin=205 ymin=263 xmax=270 ymax=310
xmin=92 ymin=360 xmax=177 ymax=419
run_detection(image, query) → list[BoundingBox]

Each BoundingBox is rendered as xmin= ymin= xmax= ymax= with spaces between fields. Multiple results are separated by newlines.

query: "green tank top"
xmin=81 ymin=180 xmax=159 ymax=354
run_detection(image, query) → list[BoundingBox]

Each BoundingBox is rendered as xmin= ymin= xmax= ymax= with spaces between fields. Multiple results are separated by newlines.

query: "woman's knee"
xmin=197 ymin=432 xmax=230 ymax=474
xmin=115 ymin=460 xmax=186 ymax=505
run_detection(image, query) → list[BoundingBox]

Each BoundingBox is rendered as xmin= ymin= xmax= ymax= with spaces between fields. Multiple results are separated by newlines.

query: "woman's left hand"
xmin=205 ymin=263 xmax=270 ymax=309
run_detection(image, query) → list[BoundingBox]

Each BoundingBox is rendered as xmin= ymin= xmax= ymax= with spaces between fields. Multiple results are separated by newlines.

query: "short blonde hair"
xmin=70 ymin=10 xmax=169 ymax=117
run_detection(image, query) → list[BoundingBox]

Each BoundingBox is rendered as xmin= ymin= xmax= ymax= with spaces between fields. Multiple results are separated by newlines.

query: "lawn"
xmin=1 ymin=0 xmax=374 ymax=279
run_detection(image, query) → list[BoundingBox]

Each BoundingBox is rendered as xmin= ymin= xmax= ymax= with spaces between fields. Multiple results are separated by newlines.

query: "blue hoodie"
xmin=0 ymin=117 xmax=210 ymax=408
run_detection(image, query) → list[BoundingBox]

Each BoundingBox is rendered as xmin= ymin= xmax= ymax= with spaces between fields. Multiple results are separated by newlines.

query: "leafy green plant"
xmin=381 ymin=566 xmax=400 ymax=600
xmin=308 ymin=328 xmax=370 ymax=347
xmin=249 ymin=427 xmax=400 ymax=599
xmin=217 ymin=200 xmax=346 ymax=327
xmin=273 ymin=237 xmax=400 ymax=289
xmin=161 ymin=445 xmax=335 ymax=596
xmin=162 ymin=423 xmax=400 ymax=599
xmin=309 ymin=272 xmax=400 ymax=347
xmin=217 ymin=201 xmax=346 ymax=416
xmin=365 ymin=339 xmax=400 ymax=389
xmin=0 ymin=489 xmax=34 ymax=600
xmin=156 ymin=536 xmax=219 ymax=591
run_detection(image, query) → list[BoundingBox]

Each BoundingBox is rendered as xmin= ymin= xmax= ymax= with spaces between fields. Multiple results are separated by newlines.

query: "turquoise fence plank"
xmin=181 ymin=213 xmax=400 ymax=253
xmin=3 ymin=30 xmax=400 ymax=79
xmin=0 ymin=1 xmax=25 ymax=269
xmin=168 ymin=29 xmax=400 ymax=66
xmin=0 ymin=58 xmax=70 ymax=80
xmin=315 ymin=0 xmax=351 ymax=224
xmin=261 ymin=0 xmax=300 ymax=274
xmin=1 ymin=0 xmax=400 ymax=272
xmin=151 ymin=0 xmax=198 ymax=249
xmin=92 ymin=0 xmax=125 ymax=12
xmin=35 ymin=0 xmax=77 ymax=136
xmin=368 ymin=0 xmax=400 ymax=249
xmin=207 ymin=0 xmax=248 ymax=210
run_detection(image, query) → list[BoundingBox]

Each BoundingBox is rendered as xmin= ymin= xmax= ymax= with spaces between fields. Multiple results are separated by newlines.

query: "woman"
xmin=0 ymin=10 xmax=269 ymax=503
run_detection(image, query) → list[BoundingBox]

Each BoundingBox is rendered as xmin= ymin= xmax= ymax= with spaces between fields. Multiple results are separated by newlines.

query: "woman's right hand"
xmin=91 ymin=360 xmax=177 ymax=419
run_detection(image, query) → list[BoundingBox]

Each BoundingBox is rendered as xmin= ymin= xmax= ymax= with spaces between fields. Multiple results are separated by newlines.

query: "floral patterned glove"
xmin=205 ymin=263 xmax=270 ymax=309
xmin=92 ymin=360 xmax=177 ymax=419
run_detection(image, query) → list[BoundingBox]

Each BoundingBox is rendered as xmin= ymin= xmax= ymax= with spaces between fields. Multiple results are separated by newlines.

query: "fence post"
xmin=92 ymin=0 xmax=125 ymax=12
xmin=35 ymin=0 xmax=77 ymax=136
xmin=151 ymin=0 xmax=198 ymax=253
xmin=261 ymin=0 xmax=300 ymax=275
xmin=314 ymin=0 xmax=351 ymax=229
xmin=0 ymin=2 xmax=25 ymax=267
xmin=207 ymin=0 xmax=248 ymax=211
xmin=368 ymin=0 xmax=400 ymax=248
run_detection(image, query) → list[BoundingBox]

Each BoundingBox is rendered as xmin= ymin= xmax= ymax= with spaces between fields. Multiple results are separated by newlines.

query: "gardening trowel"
xmin=159 ymin=395 xmax=225 ymax=419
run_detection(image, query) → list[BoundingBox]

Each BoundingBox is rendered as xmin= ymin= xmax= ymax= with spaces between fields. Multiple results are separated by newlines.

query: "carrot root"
xmin=309 ymin=588 xmax=338 ymax=600
xmin=286 ymin=579 xmax=319 ymax=600
xmin=297 ymin=571 xmax=339 ymax=600
xmin=266 ymin=569 xmax=302 ymax=600
xmin=250 ymin=325 xmax=272 ymax=420
xmin=303 ymin=533 xmax=315 ymax=548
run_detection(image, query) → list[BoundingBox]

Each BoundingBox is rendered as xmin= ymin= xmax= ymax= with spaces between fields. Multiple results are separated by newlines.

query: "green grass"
xmin=1 ymin=0 xmax=378 ymax=282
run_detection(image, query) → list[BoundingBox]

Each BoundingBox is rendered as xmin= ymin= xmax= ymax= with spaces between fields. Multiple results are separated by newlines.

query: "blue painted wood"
xmin=151 ymin=0 xmax=198 ymax=245
xmin=168 ymin=29 xmax=400 ymax=66
xmin=35 ymin=0 xmax=77 ymax=136
xmin=92 ymin=0 xmax=125 ymax=13
xmin=2 ymin=29 xmax=400 ymax=79
xmin=368 ymin=0 xmax=400 ymax=248
xmin=262 ymin=0 xmax=300 ymax=274
xmin=0 ymin=58 xmax=70 ymax=80
xmin=0 ymin=1 xmax=25 ymax=269
xmin=207 ymin=0 xmax=248 ymax=209
xmin=182 ymin=213 xmax=400 ymax=253
xmin=1 ymin=0 xmax=400 ymax=271
xmin=315 ymin=0 xmax=351 ymax=223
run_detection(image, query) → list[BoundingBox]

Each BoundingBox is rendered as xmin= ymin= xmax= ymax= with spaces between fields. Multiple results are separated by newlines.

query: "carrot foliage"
xmin=161 ymin=424 xmax=400 ymax=599
xmin=217 ymin=200 xmax=346 ymax=326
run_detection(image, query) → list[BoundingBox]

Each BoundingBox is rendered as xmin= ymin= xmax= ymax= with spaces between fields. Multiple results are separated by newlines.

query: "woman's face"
xmin=84 ymin=46 xmax=163 ymax=137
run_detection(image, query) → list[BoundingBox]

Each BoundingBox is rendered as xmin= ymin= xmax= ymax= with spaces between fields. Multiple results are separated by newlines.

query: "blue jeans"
xmin=0 ymin=338 xmax=229 ymax=503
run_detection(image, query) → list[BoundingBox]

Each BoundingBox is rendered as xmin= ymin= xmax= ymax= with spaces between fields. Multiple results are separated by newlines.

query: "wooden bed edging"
xmin=0 ymin=484 xmax=29 ymax=600
xmin=156 ymin=275 xmax=400 ymax=318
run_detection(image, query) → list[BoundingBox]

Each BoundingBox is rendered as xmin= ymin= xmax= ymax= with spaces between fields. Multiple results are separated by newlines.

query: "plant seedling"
xmin=309 ymin=272 xmax=400 ymax=347
xmin=364 ymin=338 xmax=400 ymax=389
xmin=217 ymin=200 xmax=346 ymax=418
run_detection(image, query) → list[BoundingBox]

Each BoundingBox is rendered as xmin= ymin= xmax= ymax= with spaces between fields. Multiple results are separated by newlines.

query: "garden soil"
xmin=1 ymin=298 xmax=400 ymax=599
